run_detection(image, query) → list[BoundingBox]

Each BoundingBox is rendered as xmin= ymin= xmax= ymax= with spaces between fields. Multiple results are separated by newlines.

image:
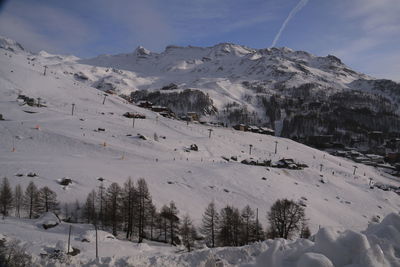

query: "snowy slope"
xmin=0 ymin=37 xmax=399 ymax=234
xmin=15 ymin=38 xmax=374 ymax=112
xmin=1 ymin=212 xmax=400 ymax=266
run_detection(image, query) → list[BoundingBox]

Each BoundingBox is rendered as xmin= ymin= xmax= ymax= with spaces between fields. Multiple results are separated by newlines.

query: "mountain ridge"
xmin=2 ymin=35 xmax=400 ymax=146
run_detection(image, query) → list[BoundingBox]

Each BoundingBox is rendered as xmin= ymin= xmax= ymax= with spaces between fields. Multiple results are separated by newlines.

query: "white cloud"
xmin=0 ymin=2 xmax=95 ymax=54
xmin=326 ymin=0 xmax=400 ymax=81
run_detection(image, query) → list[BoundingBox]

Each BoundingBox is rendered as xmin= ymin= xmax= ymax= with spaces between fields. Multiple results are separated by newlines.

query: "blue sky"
xmin=0 ymin=0 xmax=399 ymax=80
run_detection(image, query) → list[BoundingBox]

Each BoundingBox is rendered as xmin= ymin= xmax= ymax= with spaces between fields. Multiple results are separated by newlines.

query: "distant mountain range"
xmin=2 ymin=35 xmax=400 ymax=151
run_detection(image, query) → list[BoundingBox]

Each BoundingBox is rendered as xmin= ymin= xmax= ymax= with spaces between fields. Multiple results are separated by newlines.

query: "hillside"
xmin=0 ymin=36 xmax=400 ymax=265
xmin=5 ymin=35 xmax=400 ymax=150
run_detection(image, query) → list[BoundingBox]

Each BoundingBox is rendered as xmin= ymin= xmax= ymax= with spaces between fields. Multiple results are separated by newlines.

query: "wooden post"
xmin=274 ymin=141 xmax=278 ymax=154
xmin=249 ymin=144 xmax=253 ymax=155
xmin=102 ymin=94 xmax=107 ymax=105
xmin=132 ymin=117 xmax=135 ymax=128
xmin=43 ymin=66 xmax=47 ymax=76
xmin=71 ymin=103 xmax=75 ymax=116
xmin=67 ymin=225 xmax=72 ymax=254
xmin=37 ymin=97 xmax=41 ymax=107
xmin=95 ymin=224 xmax=99 ymax=259
xmin=320 ymin=164 xmax=323 ymax=172
xmin=208 ymin=129 xmax=213 ymax=138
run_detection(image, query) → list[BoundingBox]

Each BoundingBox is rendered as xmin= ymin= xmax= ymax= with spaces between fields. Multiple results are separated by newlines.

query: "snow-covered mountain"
xmin=9 ymin=36 xmax=400 ymax=143
xmin=0 ymin=36 xmax=400 ymax=265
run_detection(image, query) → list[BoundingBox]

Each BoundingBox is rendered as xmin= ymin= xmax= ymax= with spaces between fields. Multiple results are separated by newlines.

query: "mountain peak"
xmin=134 ymin=46 xmax=151 ymax=57
xmin=0 ymin=35 xmax=24 ymax=52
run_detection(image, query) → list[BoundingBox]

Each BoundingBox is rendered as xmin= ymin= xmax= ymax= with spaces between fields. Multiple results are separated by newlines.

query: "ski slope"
xmin=1 ymin=39 xmax=399 ymax=233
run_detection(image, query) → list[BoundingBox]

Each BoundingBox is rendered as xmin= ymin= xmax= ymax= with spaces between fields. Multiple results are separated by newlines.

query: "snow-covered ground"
xmin=0 ymin=37 xmax=400 ymax=266
xmin=1 ymin=212 xmax=399 ymax=266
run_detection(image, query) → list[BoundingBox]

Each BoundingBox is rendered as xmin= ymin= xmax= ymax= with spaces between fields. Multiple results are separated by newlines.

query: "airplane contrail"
xmin=271 ymin=0 xmax=309 ymax=47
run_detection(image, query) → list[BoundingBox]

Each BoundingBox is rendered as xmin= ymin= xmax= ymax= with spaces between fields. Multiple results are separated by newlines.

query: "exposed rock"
xmin=59 ymin=178 xmax=72 ymax=186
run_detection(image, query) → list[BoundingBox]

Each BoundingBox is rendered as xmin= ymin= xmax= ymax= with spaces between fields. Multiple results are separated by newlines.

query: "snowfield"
xmin=0 ymin=36 xmax=400 ymax=266
xmin=0 ymin=212 xmax=399 ymax=266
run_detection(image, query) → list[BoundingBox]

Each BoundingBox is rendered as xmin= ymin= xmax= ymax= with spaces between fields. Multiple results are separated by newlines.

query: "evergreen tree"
xmin=106 ymin=182 xmax=122 ymax=236
xmin=97 ymin=181 xmax=106 ymax=227
xmin=160 ymin=205 xmax=169 ymax=242
xmin=201 ymin=201 xmax=219 ymax=247
xmin=0 ymin=177 xmax=13 ymax=217
xmin=38 ymin=186 xmax=59 ymax=213
xmin=252 ymin=219 xmax=265 ymax=242
xmin=83 ymin=190 xmax=97 ymax=224
xmin=167 ymin=201 xmax=180 ymax=245
xmin=180 ymin=214 xmax=197 ymax=252
xmin=122 ymin=177 xmax=136 ymax=239
xmin=231 ymin=207 xmax=242 ymax=246
xmin=149 ymin=204 xmax=157 ymax=240
xmin=218 ymin=206 xmax=242 ymax=246
xmin=136 ymin=178 xmax=152 ymax=243
xmin=159 ymin=202 xmax=180 ymax=244
xmin=241 ymin=205 xmax=254 ymax=245
xmin=14 ymin=184 xmax=23 ymax=218
xmin=23 ymin=181 xmax=40 ymax=219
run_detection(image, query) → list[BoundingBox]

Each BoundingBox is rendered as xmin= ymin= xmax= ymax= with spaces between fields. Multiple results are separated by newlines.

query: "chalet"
xmin=365 ymin=154 xmax=385 ymax=164
xmin=248 ymin=126 xmax=260 ymax=133
xmin=353 ymin=156 xmax=370 ymax=163
xmin=159 ymin=111 xmax=175 ymax=118
xmin=123 ymin=112 xmax=146 ymax=119
xmin=331 ymin=150 xmax=347 ymax=157
xmin=151 ymin=106 xmax=170 ymax=113
xmin=179 ymin=115 xmax=191 ymax=121
xmin=274 ymin=158 xmax=302 ymax=169
xmin=233 ymin=124 xmax=248 ymax=131
xmin=137 ymin=101 xmax=153 ymax=109
xmin=385 ymin=152 xmax=400 ymax=163
xmin=17 ymin=95 xmax=47 ymax=107
xmin=307 ymin=135 xmax=333 ymax=147
xmin=348 ymin=150 xmax=363 ymax=158
xmin=187 ymin=112 xmax=199 ymax=121
xmin=259 ymin=127 xmax=275 ymax=136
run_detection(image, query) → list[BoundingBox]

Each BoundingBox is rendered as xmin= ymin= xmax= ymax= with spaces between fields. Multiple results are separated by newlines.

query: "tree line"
xmin=0 ymin=176 xmax=310 ymax=252
xmin=78 ymin=177 xmax=310 ymax=251
xmin=0 ymin=177 xmax=59 ymax=219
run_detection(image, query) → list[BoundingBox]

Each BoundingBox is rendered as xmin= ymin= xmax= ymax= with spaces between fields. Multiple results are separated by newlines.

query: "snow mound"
xmin=35 ymin=212 xmax=61 ymax=229
xmin=297 ymin=253 xmax=333 ymax=267
xmin=54 ymin=240 xmax=73 ymax=253
xmin=248 ymin=213 xmax=400 ymax=267
xmin=80 ymin=229 xmax=116 ymax=243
